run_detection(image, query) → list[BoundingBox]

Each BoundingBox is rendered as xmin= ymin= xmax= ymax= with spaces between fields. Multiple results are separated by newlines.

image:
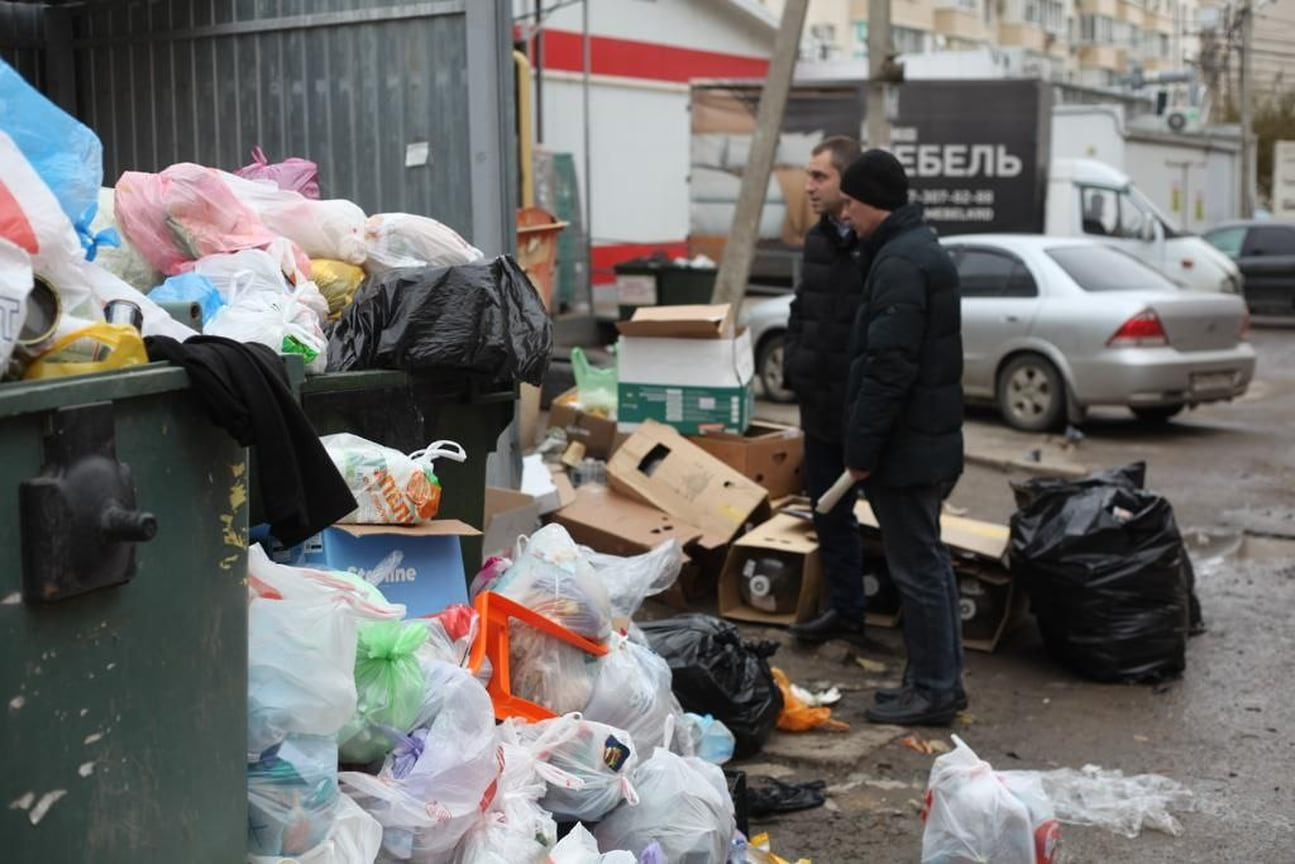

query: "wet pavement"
xmin=704 ymin=324 xmax=1295 ymax=862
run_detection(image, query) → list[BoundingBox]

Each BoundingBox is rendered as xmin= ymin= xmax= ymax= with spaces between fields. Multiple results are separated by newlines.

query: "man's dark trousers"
xmin=804 ymin=433 xmax=865 ymax=619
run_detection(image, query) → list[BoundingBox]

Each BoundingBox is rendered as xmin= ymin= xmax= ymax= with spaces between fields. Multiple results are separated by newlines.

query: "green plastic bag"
xmin=338 ymin=620 xmax=429 ymax=764
xmin=570 ymin=346 xmax=617 ymax=417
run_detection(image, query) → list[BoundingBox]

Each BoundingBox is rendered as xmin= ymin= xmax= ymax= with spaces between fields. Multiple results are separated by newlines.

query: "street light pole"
xmin=866 ymin=0 xmax=893 ymax=149
xmin=1239 ymin=0 xmax=1254 ymax=216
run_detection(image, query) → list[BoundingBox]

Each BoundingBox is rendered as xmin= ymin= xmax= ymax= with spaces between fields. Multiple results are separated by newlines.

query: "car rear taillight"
xmin=1241 ymin=309 xmax=1251 ymax=340
xmin=1107 ymin=310 xmax=1168 ymax=348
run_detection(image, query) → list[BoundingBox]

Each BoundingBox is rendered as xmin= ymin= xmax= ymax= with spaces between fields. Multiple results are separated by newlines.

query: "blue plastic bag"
xmin=148 ymin=272 xmax=226 ymax=325
xmin=0 ymin=60 xmax=116 ymax=258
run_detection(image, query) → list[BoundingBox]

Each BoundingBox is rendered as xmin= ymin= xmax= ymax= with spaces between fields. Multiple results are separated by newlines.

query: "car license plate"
xmin=1191 ymin=371 xmax=1234 ymax=394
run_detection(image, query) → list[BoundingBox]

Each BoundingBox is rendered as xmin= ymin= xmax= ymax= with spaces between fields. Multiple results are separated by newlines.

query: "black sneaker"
xmin=875 ymin=686 xmax=968 ymax=712
xmin=788 ymin=609 xmax=863 ymax=644
xmin=865 ymin=688 xmax=960 ymax=727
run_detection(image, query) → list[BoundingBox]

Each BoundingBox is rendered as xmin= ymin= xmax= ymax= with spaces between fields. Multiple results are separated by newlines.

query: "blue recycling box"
xmin=297 ymin=520 xmax=481 ymax=617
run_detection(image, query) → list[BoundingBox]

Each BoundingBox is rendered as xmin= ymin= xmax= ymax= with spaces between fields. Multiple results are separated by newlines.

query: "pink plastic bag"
xmin=235 ymin=146 xmax=321 ymax=199
xmin=115 ymin=163 xmax=310 ymax=276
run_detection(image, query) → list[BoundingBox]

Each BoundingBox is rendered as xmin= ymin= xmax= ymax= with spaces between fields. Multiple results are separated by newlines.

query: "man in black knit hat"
xmin=839 ymin=149 xmax=967 ymax=727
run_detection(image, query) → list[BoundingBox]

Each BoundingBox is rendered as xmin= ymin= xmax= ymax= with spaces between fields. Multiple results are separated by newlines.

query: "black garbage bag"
xmin=326 ymin=254 xmax=552 ymax=385
xmin=1010 ymin=466 xmax=1191 ymax=682
xmin=639 ymin=614 xmax=783 ymax=759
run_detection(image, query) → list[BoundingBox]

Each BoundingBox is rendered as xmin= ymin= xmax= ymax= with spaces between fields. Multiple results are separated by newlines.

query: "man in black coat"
xmin=839 ymin=149 xmax=967 ymax=726
xmin=782 ymin=136 xmax=871 ymax=645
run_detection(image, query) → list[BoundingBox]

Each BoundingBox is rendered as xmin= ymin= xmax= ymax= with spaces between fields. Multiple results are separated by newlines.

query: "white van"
xmin=1047 ymin=158 xmax=1242 ymax=294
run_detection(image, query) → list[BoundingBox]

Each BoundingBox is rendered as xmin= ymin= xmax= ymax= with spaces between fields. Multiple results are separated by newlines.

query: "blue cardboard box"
xmin=296 ymin=520 xmax=481 ymax=618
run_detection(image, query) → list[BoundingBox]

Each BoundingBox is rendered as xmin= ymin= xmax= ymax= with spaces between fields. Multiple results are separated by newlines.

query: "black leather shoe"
xmin=789 ymin=609 xmax=863 ymax=644
xmin=865 ymin=688 xmax=960 ymax=726
xmin=876 ymin=686 xmax=968 ymax=712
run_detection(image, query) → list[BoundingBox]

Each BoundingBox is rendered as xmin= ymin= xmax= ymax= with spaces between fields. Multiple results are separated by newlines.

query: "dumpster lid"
xmin=330 ymin=519 xmax=481 ymax=538
xmin=615 ymin=304 xmax=734 ymax=339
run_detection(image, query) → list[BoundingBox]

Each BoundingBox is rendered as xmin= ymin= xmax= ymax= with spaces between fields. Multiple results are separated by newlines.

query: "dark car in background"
xmin=1204 ymin=220 xmax=1295 ymax=314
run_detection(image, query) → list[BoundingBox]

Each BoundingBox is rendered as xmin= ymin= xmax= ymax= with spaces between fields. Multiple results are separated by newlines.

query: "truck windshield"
xmin=1127 ymin=184 xmax=1184 ymax=238
xmin=1047 ymin=245 xmax=1182 ymax=292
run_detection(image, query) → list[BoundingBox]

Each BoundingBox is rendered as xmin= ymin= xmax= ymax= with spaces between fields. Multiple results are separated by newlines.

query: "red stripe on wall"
xmin=538 ymin=30 xmax=769 ymax=84
xmin=591 ymin=241 xmax=691 ymax=284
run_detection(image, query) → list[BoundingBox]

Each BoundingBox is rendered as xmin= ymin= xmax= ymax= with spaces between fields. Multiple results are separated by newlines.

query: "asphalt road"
xmin=720 ymin=322 xmax=1295 ymax=863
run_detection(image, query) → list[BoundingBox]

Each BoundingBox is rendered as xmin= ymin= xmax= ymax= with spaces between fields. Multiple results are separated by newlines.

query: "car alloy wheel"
xmin=758 ymin=334 xmax=796 ymax=403
xmin=997 ymin=353 xmax=1065 ymax=432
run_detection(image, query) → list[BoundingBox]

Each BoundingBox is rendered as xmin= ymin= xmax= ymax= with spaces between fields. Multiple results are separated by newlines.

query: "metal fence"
xmin=1 ymin=0 xmax=516 ymax=254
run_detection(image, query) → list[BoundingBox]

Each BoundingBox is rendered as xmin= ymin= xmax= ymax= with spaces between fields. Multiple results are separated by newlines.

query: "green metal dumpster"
xmin=0 ymin=365 xmax=249 ymax=863
xmin=298 ymin=370 xmax=517 ymax=573
xmin=613 ymin=257 xmax=718 ymax=321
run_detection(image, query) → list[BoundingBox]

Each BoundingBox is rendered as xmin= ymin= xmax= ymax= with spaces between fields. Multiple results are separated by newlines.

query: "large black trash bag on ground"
xmin=639 ymin=614 xmax=783 ymax=759
xmin=1010 ymin=463 xmax=1192 ymax=683
xmin=326 ymin=254 xmax=552 ymax=385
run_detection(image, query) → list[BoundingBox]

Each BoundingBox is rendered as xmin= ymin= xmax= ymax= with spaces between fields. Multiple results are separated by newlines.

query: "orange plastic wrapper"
xmin=770 ymin=667 xmax=849 ymax=733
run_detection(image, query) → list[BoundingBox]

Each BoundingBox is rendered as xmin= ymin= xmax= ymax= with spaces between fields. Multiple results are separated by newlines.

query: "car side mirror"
xmin=1140 ymin=220 xmax=1158 ymax=243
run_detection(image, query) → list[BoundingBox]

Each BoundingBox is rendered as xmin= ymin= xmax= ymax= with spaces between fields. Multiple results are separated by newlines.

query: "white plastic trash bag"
xmin=920 ymin=735 xmax=1036 ymax=864
xmin=582 ymin=633 xmax=683 ymax=753
xmin=547 ymin=824 xmax=636 ymax=864
xmin=248 ymin=793 xmax=384 ymax=864
xmin=493 ymin=524 xmax=613 ymax=641
xmin=247 ymin=734 xmax=343 ymax=858
xmin=513 ymin=714 xmax=638 ymax=823
xmin=220 ymin=171 xmax=368 ymax=265
xmin=91 ymin=187 xmax=160 ymax=291
xmin=321 ymin=433 xmax=466 ymax=524
xmin=593 ymin=746 xmax=735 ymax=864
xmin=449 ymin=724 xmax=564 ymax=864
xmin=341 ymin=661 xmax=499 ymax=863
xmin=584 ymin=539 xmax=685 ymax=621
xmin=247 ymin=546 xmax=404 ymax=756
xmin=362 ymin=213 xmax=483 ymax=274
xmin=0 ymin=238 xmax=33 ymax=370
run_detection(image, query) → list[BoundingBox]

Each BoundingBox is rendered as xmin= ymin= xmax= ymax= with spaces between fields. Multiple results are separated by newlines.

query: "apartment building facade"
xmin=761 ymin=0 xmax=1203 ymax=90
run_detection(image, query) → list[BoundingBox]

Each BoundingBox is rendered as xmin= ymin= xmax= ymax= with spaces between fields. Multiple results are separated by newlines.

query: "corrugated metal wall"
xmin=71 ymin=0 xmax=477 ymax=237
xmin=0 ymin=2 xmax=45 ymax=88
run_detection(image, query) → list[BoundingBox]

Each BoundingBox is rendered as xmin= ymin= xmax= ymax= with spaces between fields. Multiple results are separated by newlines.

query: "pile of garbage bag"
xmin=0 ymin=57 xmax=550 ymax=387
xmin=1010 ymin=463 xmax=1196 ymax=683
xmin=246 ymin=523 xmax=776 ymax=864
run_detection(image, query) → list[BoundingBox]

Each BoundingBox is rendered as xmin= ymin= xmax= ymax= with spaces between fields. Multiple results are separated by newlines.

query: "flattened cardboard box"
xmin=690 ymin=422 xmax=805 ymax=500
xmin=719 ymin=513 xmax=823 ymax=627
xmin=608 ymin=419 xmax=771 ymax=545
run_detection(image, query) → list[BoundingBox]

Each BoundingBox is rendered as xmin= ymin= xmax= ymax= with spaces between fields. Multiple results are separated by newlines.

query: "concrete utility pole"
xmin=1239 ymin=0 xmax=1254 ymax=216
xmin=866 ymin=0 xmax=893 ymax=149
xmin=710 ymin=0 xmax=809 ymax=306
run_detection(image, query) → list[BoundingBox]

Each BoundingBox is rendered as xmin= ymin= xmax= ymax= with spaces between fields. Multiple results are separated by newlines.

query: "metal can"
xmin=104 ymin=299 xmax=144 ymax=331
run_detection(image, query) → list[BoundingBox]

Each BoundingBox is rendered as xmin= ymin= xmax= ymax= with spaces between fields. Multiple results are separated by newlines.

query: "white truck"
xmin=1047 ymin=157 xmax=1242 ymax=294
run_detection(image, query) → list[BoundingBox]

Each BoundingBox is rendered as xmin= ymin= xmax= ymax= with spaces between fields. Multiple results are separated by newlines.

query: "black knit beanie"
xmin=840 ymin=149 xmax=909 ymax=211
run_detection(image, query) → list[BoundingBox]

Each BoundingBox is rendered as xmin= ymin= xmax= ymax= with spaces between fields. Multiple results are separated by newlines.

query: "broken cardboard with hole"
xmin=607 ymin=419 xmax=771 ymax=544
xmin=689 ymin=421 xmax=805 ymax=500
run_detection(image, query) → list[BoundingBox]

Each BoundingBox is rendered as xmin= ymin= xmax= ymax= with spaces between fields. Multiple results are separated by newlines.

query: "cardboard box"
xmin=547 ymin=389 xmax=621 ymax=460
xmin=690 ymin=422 xmax=805 ymax=499
xmin=616 ymin=305 xmax=755 ymax=435
xmin=719 ymin=513 xmax=823 ymax=626
xmin=550 ymin=482 xmax=711 ymax=557
xmin=483 ymin=488 xmax=540 ymax=562
xmin=551 ymin=483 xmax=719 ymax=613
xmin=608 ymin=419 xmax=771 ymax=545
xmin=521 ymin=455 xmax=576 ymax=515
xmin=297 ymin=520 xmax=481 ymax=617
xmin=855 ymin=500 xmax=1023 ymax=650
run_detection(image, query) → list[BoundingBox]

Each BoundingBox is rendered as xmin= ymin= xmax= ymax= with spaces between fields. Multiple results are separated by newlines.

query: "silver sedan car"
xmin=741 ymin=235 xmax=1256 ymax=431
